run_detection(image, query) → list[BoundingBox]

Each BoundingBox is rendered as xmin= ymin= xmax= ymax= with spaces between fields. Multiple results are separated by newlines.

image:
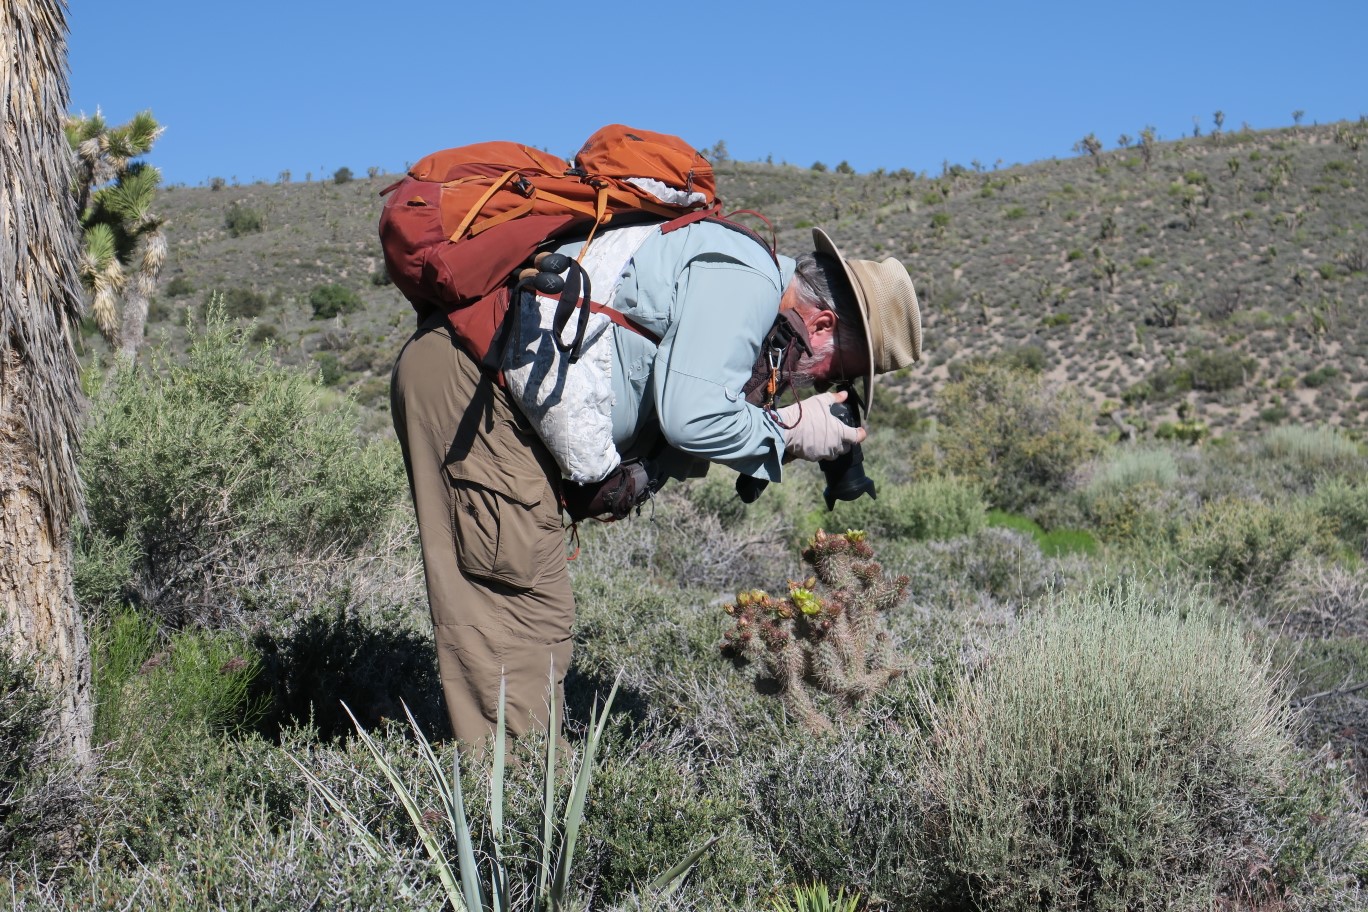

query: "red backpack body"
xmin=378 ymin=125 xmax=731 ymax=363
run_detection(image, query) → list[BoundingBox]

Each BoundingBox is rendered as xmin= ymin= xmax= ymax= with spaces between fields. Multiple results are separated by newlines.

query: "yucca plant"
xmin=771 ymin=882 xmax=863 ymax=912
xmin=292 ymin=673 xmax=716 ymax=911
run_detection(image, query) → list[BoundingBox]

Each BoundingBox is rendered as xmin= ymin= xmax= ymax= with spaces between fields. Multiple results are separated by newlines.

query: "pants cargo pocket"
xmin=447 ymin=415 xmax=562 ymax=591
xmin=450 ymin=480 xmax=547 ymax=589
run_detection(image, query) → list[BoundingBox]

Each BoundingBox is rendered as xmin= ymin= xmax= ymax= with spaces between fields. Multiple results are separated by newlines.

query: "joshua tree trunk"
xmin=1 ymin=0 xmax=93 ymax=763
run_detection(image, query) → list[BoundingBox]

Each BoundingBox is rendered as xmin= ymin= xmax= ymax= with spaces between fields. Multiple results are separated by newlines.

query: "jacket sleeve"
xmin=651 ymin=256 xmax=787 ymax=482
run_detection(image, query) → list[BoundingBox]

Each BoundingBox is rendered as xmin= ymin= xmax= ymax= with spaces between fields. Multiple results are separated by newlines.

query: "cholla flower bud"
xmin=790 ymin=587 xmax=822 ymax=617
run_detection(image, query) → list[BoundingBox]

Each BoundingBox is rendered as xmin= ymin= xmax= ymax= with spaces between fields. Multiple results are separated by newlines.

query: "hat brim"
xmin=811 ymin=227 xmax=876 ymax=414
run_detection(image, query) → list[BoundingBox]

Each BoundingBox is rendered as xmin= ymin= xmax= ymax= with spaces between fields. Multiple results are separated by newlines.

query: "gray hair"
xmin=790 ymin=252 xmax=841 ymax=312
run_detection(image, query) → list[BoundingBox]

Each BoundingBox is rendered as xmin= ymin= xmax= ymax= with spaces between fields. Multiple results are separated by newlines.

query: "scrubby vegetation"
xmin=8 ymin=120 xmax=1368 ymax=908
xmin=6 ymin=309 xmax=1364 ymax=910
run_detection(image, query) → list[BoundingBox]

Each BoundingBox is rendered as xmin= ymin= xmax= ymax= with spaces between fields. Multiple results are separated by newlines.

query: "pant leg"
xmin=391 ymin=317 xmax=574 ymax=747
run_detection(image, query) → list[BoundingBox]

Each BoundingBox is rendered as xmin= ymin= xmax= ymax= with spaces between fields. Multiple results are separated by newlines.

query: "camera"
xmin=818 ymin=395 xmax=876 ymax=510
xmin=735 ymin=389 xmax=877 ymax=510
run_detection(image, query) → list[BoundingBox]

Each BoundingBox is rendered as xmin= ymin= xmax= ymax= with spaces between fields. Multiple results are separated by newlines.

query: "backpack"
xmin=378 ymin=124 xmax=742 ymax=365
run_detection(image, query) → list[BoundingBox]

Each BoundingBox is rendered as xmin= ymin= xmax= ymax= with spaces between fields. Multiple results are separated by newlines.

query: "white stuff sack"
xmin=502 ymin=223 xmax=658 ymax=484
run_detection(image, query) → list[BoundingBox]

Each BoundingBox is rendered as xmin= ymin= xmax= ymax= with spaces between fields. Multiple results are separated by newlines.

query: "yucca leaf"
xmin=491 ymin=675 xmax=510 ymax=912
xmin=404 ymin=701 xmax=484 ymax=912
xmin=649 ymin=833 xmax=722 ymax=897
xmin=537 ymin=665 xmax=558 ymax=905
xmin=550 ymin=674 xmax=620 ymax=902
xmin=340 ymin=702 xmax=467 ymax=911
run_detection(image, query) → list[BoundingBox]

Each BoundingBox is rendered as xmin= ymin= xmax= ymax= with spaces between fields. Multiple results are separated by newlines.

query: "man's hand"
xmin=775 ymin=389 xmax=867 ymax=462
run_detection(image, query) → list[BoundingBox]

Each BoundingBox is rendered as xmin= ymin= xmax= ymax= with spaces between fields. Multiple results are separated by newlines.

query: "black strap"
xmin=551 ymin=259 xmax=594 ymax=362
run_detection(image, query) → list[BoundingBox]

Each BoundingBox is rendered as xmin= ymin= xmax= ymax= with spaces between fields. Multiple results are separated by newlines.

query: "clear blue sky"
xmin=68 ymin=1 xmax=1367 ymax=187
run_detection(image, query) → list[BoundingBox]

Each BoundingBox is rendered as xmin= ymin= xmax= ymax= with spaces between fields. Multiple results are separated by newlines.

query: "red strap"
xmin=589 ymin=302 xmax=661 ymax=345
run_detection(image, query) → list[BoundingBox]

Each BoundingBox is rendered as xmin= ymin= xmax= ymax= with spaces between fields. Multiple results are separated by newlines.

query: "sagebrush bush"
xmin=77 ymin=309 xmax=405 ymax=628
xmin=1085 ymin=445 xmax=1179 ymax=494
xmin=936 ymin=363 xmax=1102 ymax=511
xmin=738 ymin=721 xmax=927 ymax=908
xmin=923 ymin=584 xmax=1296 ymax=910
xmin=1261 ymin=425 xmax=1365 ymax=489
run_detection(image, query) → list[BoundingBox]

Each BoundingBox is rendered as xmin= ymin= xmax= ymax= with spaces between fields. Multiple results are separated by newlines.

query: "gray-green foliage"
xmin=923 ymin=583 xmax=1297 ymax=910
xmin=76 ymin=307 xmax=405 ymax=628
xmin=1177 ymin=495 xmax=1329 ymax=598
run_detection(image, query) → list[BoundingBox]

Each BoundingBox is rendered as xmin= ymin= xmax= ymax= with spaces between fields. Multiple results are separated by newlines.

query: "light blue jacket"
xmin=555 ymin=220 xmax=796 ymax=484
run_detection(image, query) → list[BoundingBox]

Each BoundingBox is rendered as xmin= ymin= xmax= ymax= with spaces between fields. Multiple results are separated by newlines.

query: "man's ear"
xmin=803 ymin=307 xmax=837 ymax=335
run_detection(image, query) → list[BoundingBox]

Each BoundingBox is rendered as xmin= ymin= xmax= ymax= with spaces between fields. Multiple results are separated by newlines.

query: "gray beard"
xmin=788 ymin=336 xmax=835 ymax=389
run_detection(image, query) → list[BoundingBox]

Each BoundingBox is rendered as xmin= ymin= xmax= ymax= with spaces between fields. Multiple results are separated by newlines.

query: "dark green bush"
xmin=333 ymin=166 xmax=354 ymax=184
xmin=309 ymin=283 xmax=363 ymax=319
xmin=218 ymin=286 xmax=268 ymax=318
xmin=224 ymin=202 xmax=264 ymax=237
xmin=1188 ymin=349 xmax=1253 ymax=391
xmin=314 ymin=351 xmax=344 ymax=386
xmin=250 ymin=601 xmax=444 ymax=741
xmin=164 ymin=275 xmax=195 ymax=298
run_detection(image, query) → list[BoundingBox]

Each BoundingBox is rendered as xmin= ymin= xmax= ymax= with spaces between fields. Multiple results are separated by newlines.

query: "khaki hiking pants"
xmin=391 ymin=314 xmax=574 ymax=746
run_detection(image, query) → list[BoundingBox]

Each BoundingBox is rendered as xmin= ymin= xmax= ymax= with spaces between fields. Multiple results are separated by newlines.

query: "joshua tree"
xmin=1213 ymin=110 xmax=1226 ymax=134
xmin=1073 ymin=133 xmax=1102 ymax=167
xmin=1 ymin=0 xmax=93 ymax=762
xmin=66 ymin=109 xmax=166 ymax=359
xmin=1138 ymin=126 xmax=1158 ymax=170
xmin=720 ymin=530 xmax=911 ymax=732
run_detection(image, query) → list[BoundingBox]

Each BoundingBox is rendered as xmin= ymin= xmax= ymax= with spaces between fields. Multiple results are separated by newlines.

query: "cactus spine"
xmin=720 ymin=529 xmax=911 ymax=731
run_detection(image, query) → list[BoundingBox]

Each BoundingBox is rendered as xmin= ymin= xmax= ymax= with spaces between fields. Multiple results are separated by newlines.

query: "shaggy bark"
xmin=1 ymin=0 xmax=92 ymax=763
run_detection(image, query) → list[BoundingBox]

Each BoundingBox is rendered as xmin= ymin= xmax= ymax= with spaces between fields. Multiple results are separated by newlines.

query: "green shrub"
xmin=314 ymin=351 xmax=345 ymax=386
xmin=310 ymin=283 xmax=363 ymax=318
xmin=1311 ymin=479 xmax=1368 ymax=555
xmin=164 ymin=275 xmax=195 ymax=298
xmin=1188 ymin=349 xmax=1253 ymax=391
xmin=1082 ymin=480 xmax=1181 ymax=545
xmin=1303 ymin=365 xmax=1340 ymax=388
xmin=936 ymin=363 xmax=1102 ymax=511
xmin=77 ymin=308 xmax=404 ymax=628
xmin=923 ymin=585 xmax=1296 ymax=909
xmin=92 ymin=608 xmax=262 ymax=746
xmin=333 ymin=166 xmax=354 ymax=184
xmin=218 ymin=286 xmax=269 ymax=318
xmin=1177 ymin=496 xmax=1327 ymax=597
xmin=224 ymin=202 xmax=264 ymax=237
xmin=822 ymin=476 xmax=986 ymax=543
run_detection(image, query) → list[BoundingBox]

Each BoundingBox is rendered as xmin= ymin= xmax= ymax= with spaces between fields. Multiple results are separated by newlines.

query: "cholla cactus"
xmin=66 ymin=109 xmax=166 ymax=358
xmin=720 ymin=529 xmax=911 ymax=731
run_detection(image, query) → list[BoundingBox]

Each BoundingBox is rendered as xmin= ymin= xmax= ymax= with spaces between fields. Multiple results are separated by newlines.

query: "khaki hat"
xmin=812 ymin=227 xmax=922 ymax=414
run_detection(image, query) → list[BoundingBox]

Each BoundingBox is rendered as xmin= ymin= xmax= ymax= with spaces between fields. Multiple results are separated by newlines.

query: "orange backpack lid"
xmin=576 ymin=125 xmax=716 ymax=202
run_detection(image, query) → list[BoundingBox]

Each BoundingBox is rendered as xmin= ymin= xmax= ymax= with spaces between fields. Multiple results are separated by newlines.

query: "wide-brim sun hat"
xmin=811 ymin=227 xmax=922 ymax=415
